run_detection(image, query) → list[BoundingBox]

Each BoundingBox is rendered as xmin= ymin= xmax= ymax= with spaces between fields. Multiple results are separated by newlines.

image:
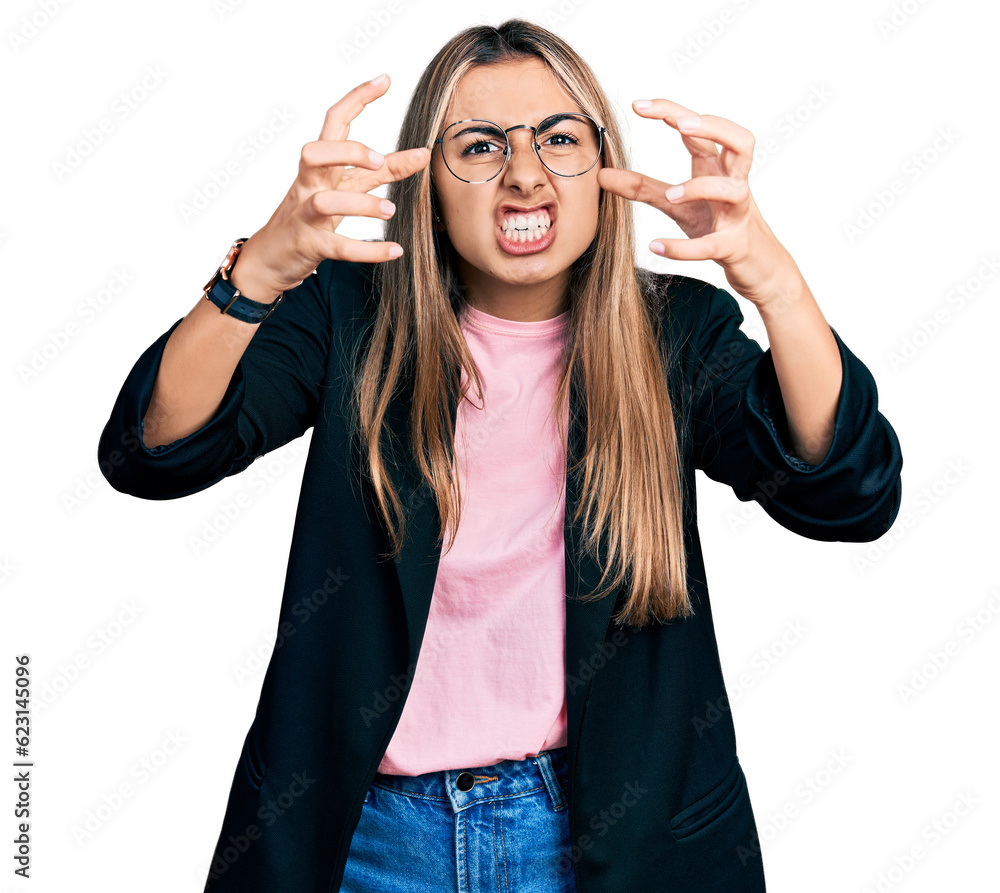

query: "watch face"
xmin=220 ymin=243 xmax=241 ymax=280
xmin=205 ymin=240 xmax=244 ymax=294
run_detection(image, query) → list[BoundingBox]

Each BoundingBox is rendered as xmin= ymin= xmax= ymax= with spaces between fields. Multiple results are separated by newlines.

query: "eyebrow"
xmin=448 ymin=123 xmax=505 ymax=141
xmin=446 ymin=113 xmax=585 ymax=140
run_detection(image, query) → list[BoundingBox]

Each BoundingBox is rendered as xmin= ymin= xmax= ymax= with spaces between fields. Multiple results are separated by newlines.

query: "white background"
xmin=1 ymin=0 xmax=997 ymax=891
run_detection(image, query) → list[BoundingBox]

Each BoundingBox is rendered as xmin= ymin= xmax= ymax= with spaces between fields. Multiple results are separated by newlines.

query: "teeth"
xmin=500 ymin=208 xmax=552 ymax=242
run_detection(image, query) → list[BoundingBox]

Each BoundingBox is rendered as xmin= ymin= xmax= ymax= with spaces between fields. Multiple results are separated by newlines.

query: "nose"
xmin=501 ymin=129 xmax=548 ymax=188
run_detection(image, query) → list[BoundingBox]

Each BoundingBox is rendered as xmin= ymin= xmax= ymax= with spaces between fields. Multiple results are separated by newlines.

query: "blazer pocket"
xmin=242 ymin=724 xmax=266 ymax=792
xmin=669 ymin=758 xmax=747 ymax=841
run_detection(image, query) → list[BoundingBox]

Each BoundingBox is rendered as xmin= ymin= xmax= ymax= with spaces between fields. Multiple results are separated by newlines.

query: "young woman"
xmin=98 ymin=18 xmax=903 ymax=893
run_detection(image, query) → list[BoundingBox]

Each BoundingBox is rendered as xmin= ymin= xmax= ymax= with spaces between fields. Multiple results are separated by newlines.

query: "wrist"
xmin=228 ymin=246 xmax=284 ymax=304
xmin=752 ymin=263 xmax=810 ymax=323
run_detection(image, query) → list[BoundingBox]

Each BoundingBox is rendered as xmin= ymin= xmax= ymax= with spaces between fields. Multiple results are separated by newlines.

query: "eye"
xmin=543 ymin=131 xmax=579 ymax=147
xmin=460 ymin=138 xmax=505 ymax=158
xmin=465 ymin=141 xmax=493 ymax=156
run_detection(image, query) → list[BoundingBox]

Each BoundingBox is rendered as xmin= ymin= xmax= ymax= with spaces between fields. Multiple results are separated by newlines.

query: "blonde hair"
xmin=348 ymin=18 xmax=692 ymax=628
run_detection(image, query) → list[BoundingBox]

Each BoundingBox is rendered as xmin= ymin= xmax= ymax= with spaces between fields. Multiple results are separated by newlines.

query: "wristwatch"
xmin=203 ymin=237 xmax=284 ymax=324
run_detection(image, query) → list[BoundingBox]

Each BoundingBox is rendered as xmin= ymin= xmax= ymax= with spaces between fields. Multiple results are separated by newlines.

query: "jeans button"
xmin=456 ymin=771 xmax=475 ymax=792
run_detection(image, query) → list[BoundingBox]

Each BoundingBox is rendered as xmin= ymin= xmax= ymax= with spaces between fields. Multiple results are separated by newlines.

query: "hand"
xmin=239 ymin=74 xmax=432 ymax=295
xmin=597 ymin=98 xmax=800 ymax=307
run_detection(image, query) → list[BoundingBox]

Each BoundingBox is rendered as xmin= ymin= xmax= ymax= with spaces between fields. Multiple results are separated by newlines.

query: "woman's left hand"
xmin=597 ymin=98 xmax=800 ymax=308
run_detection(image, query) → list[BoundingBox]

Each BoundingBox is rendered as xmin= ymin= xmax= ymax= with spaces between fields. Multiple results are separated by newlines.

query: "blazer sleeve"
xmin=679 ymin=279 xmax=903 ymax=542
xmin=96 ymin=264 xmax=334 ymax=500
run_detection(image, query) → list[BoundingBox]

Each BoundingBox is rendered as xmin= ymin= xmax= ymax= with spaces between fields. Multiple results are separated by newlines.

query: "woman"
xmin=98 ymin=17 xmax=903 ymax=893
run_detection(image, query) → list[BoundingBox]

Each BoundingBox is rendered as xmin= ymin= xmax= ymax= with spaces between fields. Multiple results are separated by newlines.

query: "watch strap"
xmin=203 ymin=238 xmax=285 ymax=324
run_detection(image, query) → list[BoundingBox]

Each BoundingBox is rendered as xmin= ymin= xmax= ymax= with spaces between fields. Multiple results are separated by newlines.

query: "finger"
xmin=330 ymin=235 xmax=405 ymax=264
xmin=671 ymin=113 xmax=754 ymax=178
xmin=664 ymin=176 xmax=749 ymax=208
xmin=303 ymin=189 xmax=396 ymax=229
xmin=318 ymin=73 xmax=391 ymax=143
xmin=597 ymin=166 xmax=676 ymax=210
xmin=633 ymin=99 xmax=755 ymax=170
xmin=631 ymin=98 xmax=720 ymax=159
xmin=649 ymin=232 xmax=724 ymax=262
xmin=299 ymin=139 xmax=387 ymax=191
xmin=346 ymin=145 xmax=433 ymax=192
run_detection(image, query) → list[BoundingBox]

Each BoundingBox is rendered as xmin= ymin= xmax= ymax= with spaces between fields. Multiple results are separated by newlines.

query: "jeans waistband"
xmin=372 ymin=746 xmax=570 ymax=814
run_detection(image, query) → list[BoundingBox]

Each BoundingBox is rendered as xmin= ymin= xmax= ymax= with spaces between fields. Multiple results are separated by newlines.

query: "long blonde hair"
xmin=348 ymin=18 xmax=692 ymax=628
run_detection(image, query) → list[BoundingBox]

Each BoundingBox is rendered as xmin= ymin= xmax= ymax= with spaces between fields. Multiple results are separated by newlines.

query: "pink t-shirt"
xmin=377 ymin=302 xmax=572 ymax=776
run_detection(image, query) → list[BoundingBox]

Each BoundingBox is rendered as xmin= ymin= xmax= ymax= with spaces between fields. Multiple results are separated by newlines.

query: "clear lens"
xmin=442 ymin=114 xmax=601 ymax=182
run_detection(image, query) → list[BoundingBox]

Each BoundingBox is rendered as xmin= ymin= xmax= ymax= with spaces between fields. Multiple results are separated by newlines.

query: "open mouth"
xmin=496 ymin=205 xmax=556 ymax=253
xmin=500 ymin=209 xmax=552 ymax=243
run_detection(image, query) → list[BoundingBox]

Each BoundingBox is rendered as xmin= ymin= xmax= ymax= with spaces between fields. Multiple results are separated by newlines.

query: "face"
xmin=430 ymin=58 xmax=603 ymax=318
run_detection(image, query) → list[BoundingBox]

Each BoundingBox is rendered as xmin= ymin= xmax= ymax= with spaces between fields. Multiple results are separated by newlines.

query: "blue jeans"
xmin=340 ymin=745 xmax=578 ymax=892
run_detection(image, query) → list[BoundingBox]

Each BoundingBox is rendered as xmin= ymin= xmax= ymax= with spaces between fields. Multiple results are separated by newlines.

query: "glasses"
xmin=434 ymin=112 xmax=606 ymax=184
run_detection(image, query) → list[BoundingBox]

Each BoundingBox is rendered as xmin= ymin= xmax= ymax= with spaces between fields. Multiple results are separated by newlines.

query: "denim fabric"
xmin=339 ymin=746 xmax=578 ymax=892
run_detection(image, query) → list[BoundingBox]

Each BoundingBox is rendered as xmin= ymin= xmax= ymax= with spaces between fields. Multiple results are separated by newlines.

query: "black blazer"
xmin=97 ymin=258 xmax=902 ymax=892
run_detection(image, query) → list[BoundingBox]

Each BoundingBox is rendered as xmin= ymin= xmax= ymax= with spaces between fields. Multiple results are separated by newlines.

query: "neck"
xmin=459 ymin=264 xmax=571 ymax=322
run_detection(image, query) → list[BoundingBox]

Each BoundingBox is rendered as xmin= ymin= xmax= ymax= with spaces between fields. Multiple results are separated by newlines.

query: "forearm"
xmin=756 ymin=273 xmax=842 ymax=466
xmin=142 ymin=243 xmax=282 ymax=449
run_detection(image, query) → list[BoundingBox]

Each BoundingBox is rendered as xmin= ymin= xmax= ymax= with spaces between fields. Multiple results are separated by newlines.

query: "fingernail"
xmin=369 ymin=149 xmax=385 ymax=167
xmin=665 ymin=185 xmax=684 ymax=201
xmin=677 ymin=115 xmax=701 ymax=131
xmin=380 ymin=199 xmax=396 ymax=215
xmin=388 ymin=244 xmax=403 ymax=258
xmin=650 ymin=241 xmax=666 ymax=255
xmin=370 ymin=73 xmax=388 ymax=85
xmin=633 ymin=100 xmax=651 ymax=109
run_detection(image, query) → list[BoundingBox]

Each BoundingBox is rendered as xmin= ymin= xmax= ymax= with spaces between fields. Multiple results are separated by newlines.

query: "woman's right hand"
xmin=233 ymin=73 xmax=431 ymax=300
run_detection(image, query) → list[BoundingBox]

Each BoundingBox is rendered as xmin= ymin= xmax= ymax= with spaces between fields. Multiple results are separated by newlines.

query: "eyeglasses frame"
xmin=432 ymin=112 xmax=607 ymax=184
